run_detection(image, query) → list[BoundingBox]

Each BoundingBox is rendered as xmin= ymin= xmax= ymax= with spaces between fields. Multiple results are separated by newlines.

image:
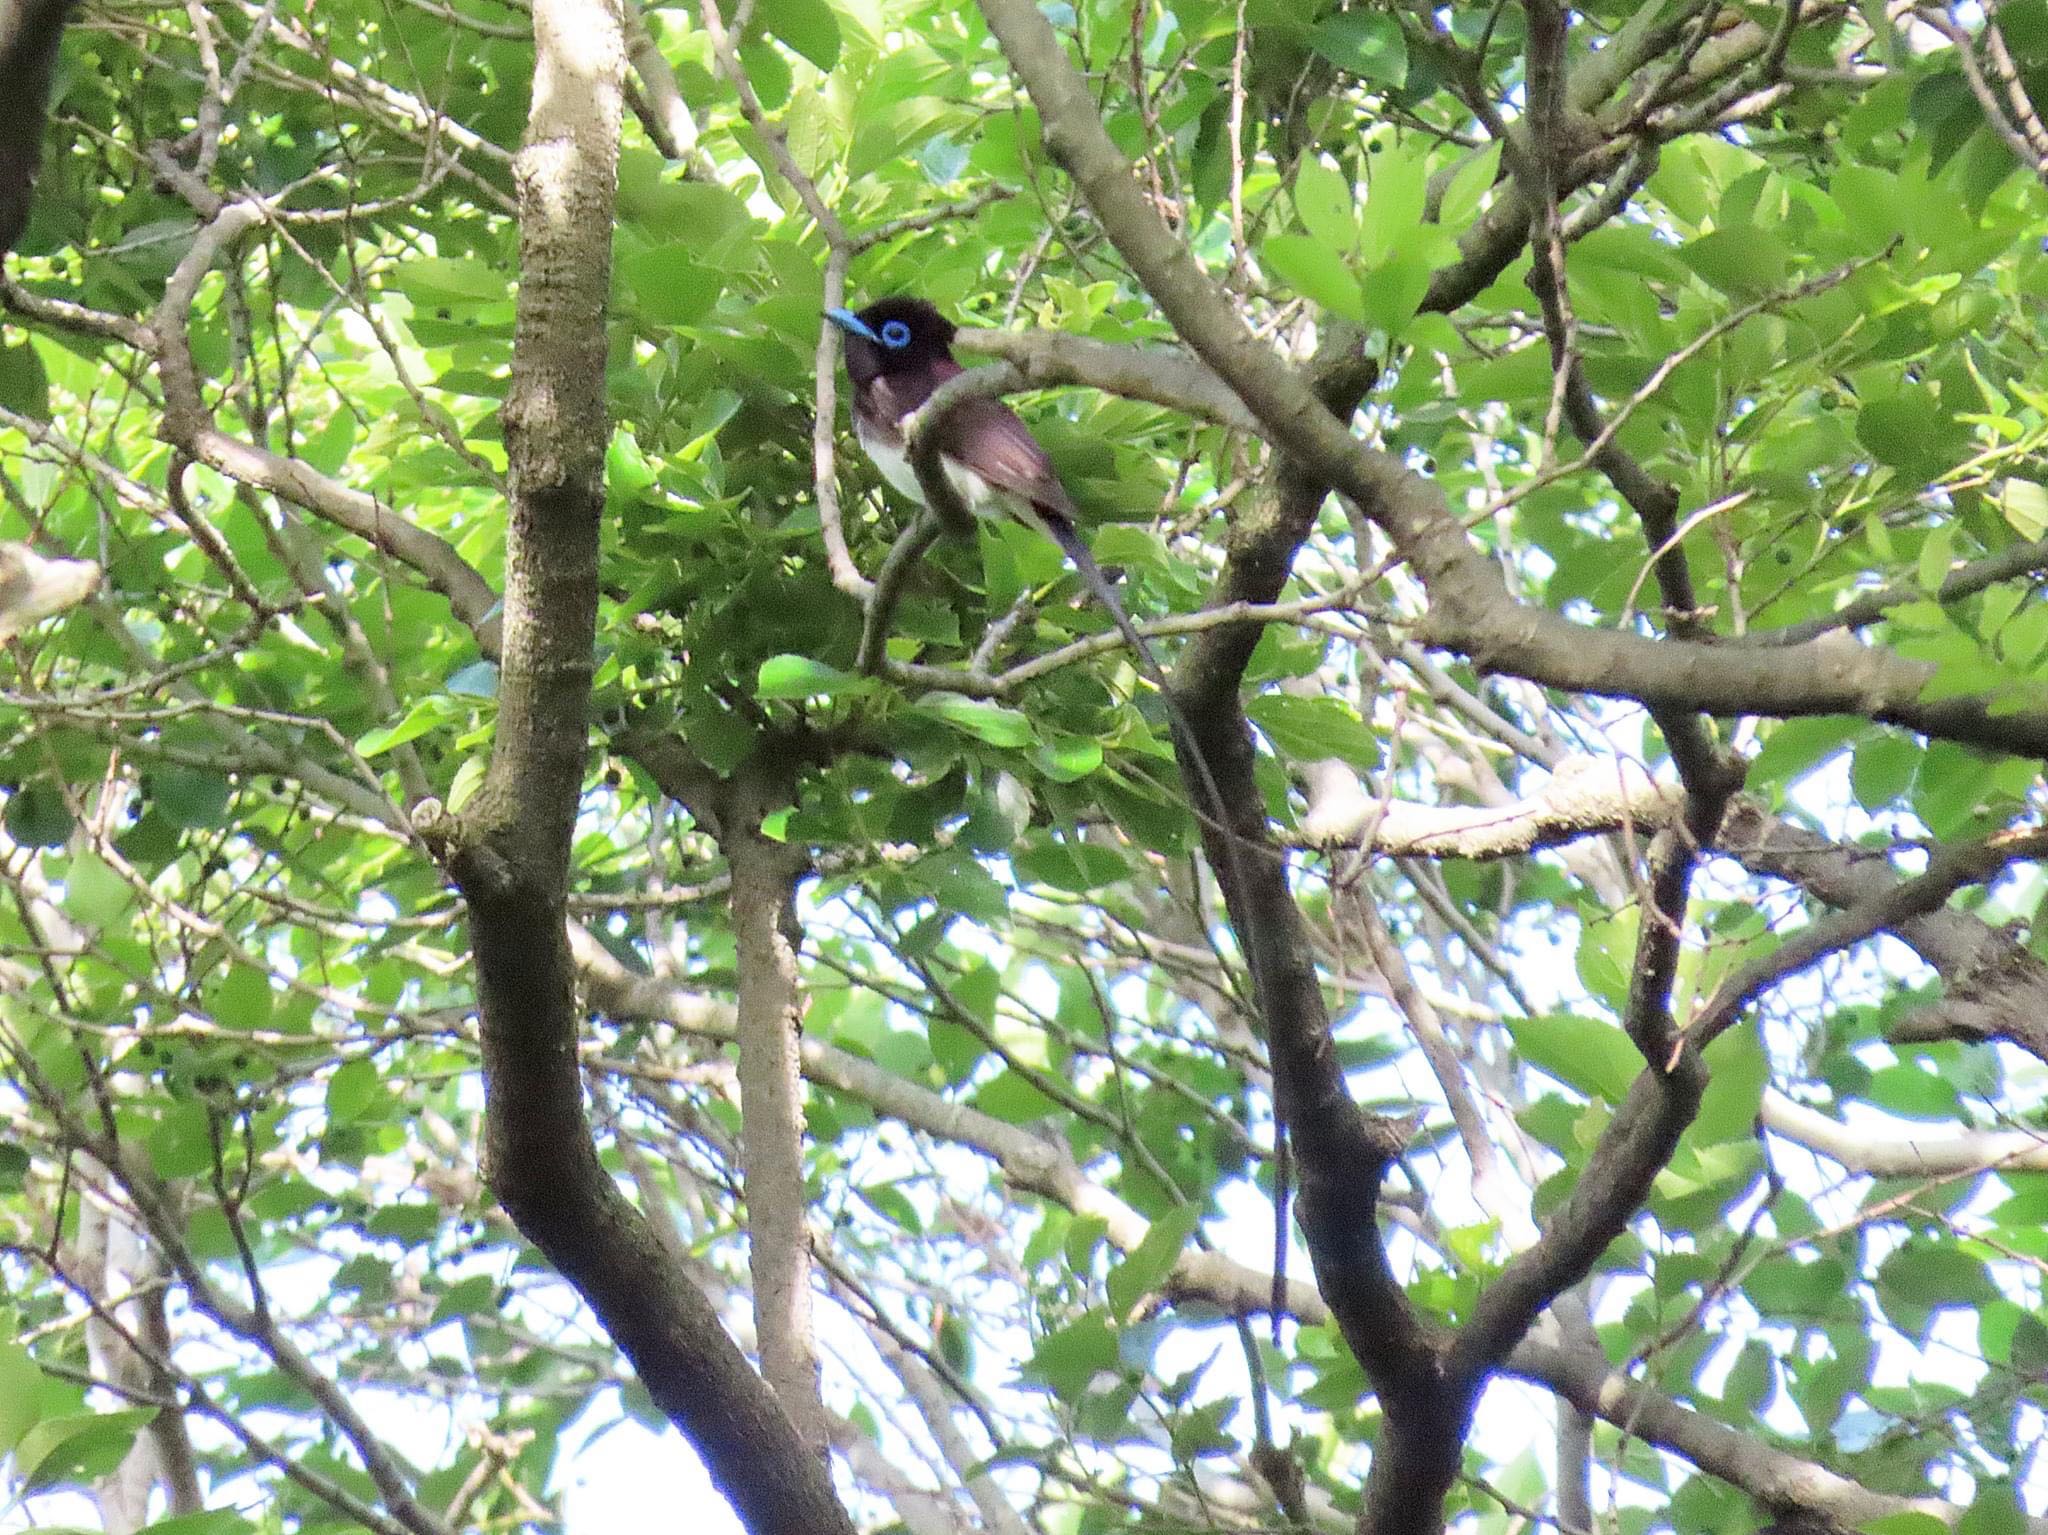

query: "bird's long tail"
xmin=1045 ymin=514 xmax=1243 ymax=876
xmin=1048 ymin=511 xmax=1288 ymax=1338
xmin=1047 ymin=516 xmax=1172 ymax=697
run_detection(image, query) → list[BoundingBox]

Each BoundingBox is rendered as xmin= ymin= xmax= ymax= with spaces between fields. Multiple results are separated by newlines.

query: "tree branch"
xmin=726 ymin=790 xmax=826 ymax=1452
xmin=150 ymin=197 xmax=503 ymax=654
xmin=973 ymin=0 xmax=2048 ymax=760
xmin=569 ymin=921 xmax=1331 ymax=1320
xmin=953 ymin=325 xmax=1261 ymax=431
xmin=444 ymin=3 xmax=854 ymax=1529
xmin=1506 ymin=1338 xmax=2017 ymax=1532
xmin=1300 ymin=753 xmax=1684 ymax=856
xmin=1692 ymin=825 xmax=2048 ymax=1050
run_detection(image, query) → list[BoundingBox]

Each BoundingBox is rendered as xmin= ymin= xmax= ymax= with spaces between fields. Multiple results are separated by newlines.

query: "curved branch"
xmin=976 ymin=0 xmax=2048 ymax=757
xmin=569 ymin=922 xmax=1331 ymax=1321
xmin=1762 ymin=1091 xmax=2048 ymax=1176
xmin=1691 ymin=825 xmax=2048 ymax=1049
xmin=1299 ymin=753 xmax=1684 ymax=856
xmin=953 ymin=326 xmax=1261 ymax=430
xmin=1506 ymin=1339 xmax=2014 ymax=1532
xmin=150 ymin=198 xmax=503 ymax=653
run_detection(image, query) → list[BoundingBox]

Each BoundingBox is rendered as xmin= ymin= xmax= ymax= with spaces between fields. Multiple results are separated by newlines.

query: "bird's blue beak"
xmin=825 ymin=307 xmax=880 ymax=343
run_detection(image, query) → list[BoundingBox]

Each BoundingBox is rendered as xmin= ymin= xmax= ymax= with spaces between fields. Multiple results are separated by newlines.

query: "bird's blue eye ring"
xmin=880 ymin=319 xmax=913 ymax=349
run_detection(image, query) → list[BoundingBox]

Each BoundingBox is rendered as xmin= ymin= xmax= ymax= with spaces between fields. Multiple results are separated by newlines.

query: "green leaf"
xmin=1679 ymin=227 xmax=1790 ymax=298
xmin=326 ymin=1057 xmax=380 ymax=1124
xmin=907 ymin=850 xmax=1009 ymax=924
xmin=431 ymin=1274 xmax=498 ymax=1323
xmin=212 ymin=966 xmax=273 ymax=1031
xmin=1746 ymin=1254 xmax=1847 ymax=1316
xmin=153 ymin=769 xmax=231 ymax=830
xmin=2010 ymin=1310 xmax=2048 ymax=1374
xmin=390 ymin=257 xmax=508 ymax=307
xmin=1292 ymin=156 xmax=1356 ymax=252
xmin=1106 ymin=1204 xmax=1200 ymax=1316
xmin=1876 ymin=1240 xmax=1998 ymax=1334
xmin=1748 ymin=716 xmax=1864 ymax=790
xmin=756 ymin=654 xmax=865 ymax=701
xmin=0 ymin=1342 xmax=43 ymax=1453
xmin=5 ymin=781 xmax=73 ymax=848
xmin=1862 ymin=1062 xmax=1961 ymax=1120
xmin=366 ymin=1203 xmax=439 ymax=1246
xmin=1960 ymin=1486 xmax=2026 ymax=1535
xmin=136 ymin=1511 xmax=258 ymax=1535
xmin=64 ymin=850 xmax=135 ymax=928
xmin=911 ymin=692 xmax=1033 ymax=747
xmin=1850 ymin=733 xmax=1919 ymax=809
xmin=1359 ymin=247 xmax=1434 ymax=336
xmin=1438 ymin=141 xmax=1502 ymax=228
xmin=857 ymin=1182 xmax=924 ymax=1234
xmin=0 ymin=336 xmax=51 ymax=421
xmin=1720 ymin=1338 xmax=1774 ymax=1414
xmin=1245 ymin=694 xmax=1379 ymax=768
xmin=1992 ymin=478 xmax=2048 ymax=538
xmin=1858 ymin=387 xmax=1969 ymax=477
xmin=1359 ymin=140 xmax=1432 ymax=268
xmin=1168 ymin=1396 xmax=1238 ymax=1461
xmin=620 ymin=245 xmax=729 ymax=327
xmin=970 ymin=1068 xmax=1060 ymax=1124
xmin=357 ymin=697 xmax=459 ymax=757
xmin=148 ymin=1102 xmax=216 ymax=1179
xmin=1023 ymin=1310 xmax=1120 ymax=1399
xmin=17 ymin=1408 xmax=157 ymax=1492
xmin=446 ymin=753 xmax=488 ymax=814
xmin=928 ymin=1015 xmax=984 ymax=1083
xmin=1308 ymin=11 xmax=1407 ymax=84
xmin=1259 ymin=233 xmax=1366 ymax=323
xmin=1033 ymin=732 xmax=1102 ymax=782
xmin=1013 ymin=839 xmax=1129 ymax=892
xmin=1510 ymin=1013 xmax=1639 ymax=1104
xmin=738 ymin=35 xmax=792 ymax=109
xmin=756 ymin=0 xmax=841 ymax=72
xmin=1691 ymin=1022 xmax=1767 ymax=1145
xmin=1916 ymin=523 xmax=1955 ymax=592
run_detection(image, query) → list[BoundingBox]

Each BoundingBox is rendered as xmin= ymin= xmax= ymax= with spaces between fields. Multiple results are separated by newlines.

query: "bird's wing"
xmin=858 ymin=360 xmax=1079 ymax=521
xmin=930 ymin=396 xmax=1080 ymax=521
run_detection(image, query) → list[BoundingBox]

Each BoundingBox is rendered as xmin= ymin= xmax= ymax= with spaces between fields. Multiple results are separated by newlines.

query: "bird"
xmin=828 ymin=298 xmax=1278 ymax=1271
xmin=826 ymin=295 xmax=1251 ymax=903
xmin=825 ymin=296 xmax=1164 ymax=688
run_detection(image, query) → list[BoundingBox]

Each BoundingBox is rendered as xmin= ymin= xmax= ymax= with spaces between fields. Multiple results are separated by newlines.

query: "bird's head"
xmin=825 ymin=297 xmax=957 ymax=386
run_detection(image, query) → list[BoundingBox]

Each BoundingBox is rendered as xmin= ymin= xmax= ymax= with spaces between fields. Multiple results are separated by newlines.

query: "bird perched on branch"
xmin=826 ymin=296 xmax=1162 ymax=680
xmin=826 ymin=295 xmax=1249 ymax=908
xmin=827 ymin=296 xmax=1277 ymax=1310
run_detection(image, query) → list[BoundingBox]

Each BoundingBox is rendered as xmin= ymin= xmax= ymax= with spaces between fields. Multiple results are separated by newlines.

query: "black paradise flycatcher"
xmin=827 ymin=295 xmax=1293 ymax=1332
xmin=826 ymin=296 xmax=1173 ymax=695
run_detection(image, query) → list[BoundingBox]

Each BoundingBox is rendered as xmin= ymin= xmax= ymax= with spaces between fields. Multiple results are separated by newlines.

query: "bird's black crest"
xmin=836 ymin=296 xmax=957 ymax=386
